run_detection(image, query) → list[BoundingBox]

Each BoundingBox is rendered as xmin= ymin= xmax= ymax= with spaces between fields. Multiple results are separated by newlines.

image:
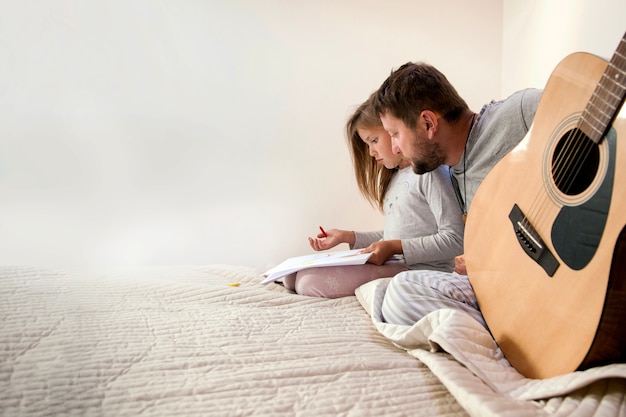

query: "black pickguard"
xmin=551 ymin=127 xmax=616 ymax=270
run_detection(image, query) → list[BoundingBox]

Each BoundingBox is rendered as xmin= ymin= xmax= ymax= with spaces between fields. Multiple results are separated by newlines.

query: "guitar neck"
xmin=580 ymin=32 xmax=626 ymax=143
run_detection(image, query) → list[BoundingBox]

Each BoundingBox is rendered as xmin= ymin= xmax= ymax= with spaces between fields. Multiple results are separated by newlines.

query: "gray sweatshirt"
xmin=353 ymin=165 xmax=465 ymax=272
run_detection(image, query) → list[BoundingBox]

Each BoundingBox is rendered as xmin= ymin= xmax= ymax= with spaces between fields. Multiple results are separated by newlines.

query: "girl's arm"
xmin=401 ymin=167 xmax=465 ymax=266
xmin=309 ymin=228 xmax=387 ymax=256
xmin=352 ymin=230 xmax=384 ymax=249
xmin=309 ymin=228 xmax=361 ymax=251
xmin=359 ymin=239 xmax=402 ymax=265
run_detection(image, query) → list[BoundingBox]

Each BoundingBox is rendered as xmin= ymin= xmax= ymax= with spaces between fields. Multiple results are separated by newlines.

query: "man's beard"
xmin=411 ymin=140 xmax=446 ymax=175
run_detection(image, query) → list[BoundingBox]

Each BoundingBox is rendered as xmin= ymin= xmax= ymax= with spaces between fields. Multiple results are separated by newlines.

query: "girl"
xmin=283 ymin=95 xmax=464 ymax=298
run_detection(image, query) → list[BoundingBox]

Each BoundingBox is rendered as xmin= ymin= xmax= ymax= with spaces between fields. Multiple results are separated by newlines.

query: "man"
xmin=371 ymin=62 xmax=542 ymax=326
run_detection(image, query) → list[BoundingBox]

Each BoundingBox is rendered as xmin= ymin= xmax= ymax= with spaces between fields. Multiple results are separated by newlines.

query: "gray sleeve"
xmin=400 ymin=167 xmax=465 ymax=266
xmin=352 ymin=230 xmax=384 ymax=249
xmin=520 ymin=88 xmax=543 ymax=130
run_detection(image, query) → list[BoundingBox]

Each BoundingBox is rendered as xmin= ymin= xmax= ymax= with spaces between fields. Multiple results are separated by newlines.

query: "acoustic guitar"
xmin=465 ymin=31 xmax=626 ymax=379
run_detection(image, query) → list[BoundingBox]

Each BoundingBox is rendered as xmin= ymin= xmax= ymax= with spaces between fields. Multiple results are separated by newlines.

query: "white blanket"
xmin=355 ymin=278 xmax=626 ymax=417
xmin=1 ymin=266 xmax=469 ymax=417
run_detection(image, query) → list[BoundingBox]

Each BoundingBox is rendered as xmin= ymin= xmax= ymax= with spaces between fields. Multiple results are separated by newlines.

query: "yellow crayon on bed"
xmin=228 ymin=282 xmax=240 ymax=287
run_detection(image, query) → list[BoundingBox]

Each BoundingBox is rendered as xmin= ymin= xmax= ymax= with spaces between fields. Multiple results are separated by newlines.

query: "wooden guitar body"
xmin=465 ymin=48 xmax=626 ymax=379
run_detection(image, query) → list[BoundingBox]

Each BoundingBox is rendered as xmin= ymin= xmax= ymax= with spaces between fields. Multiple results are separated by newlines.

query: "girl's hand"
xmin=308 ymin=228 xmax=353 ymax=251
xmin=360 ymin=240 xmax=401 ymax=265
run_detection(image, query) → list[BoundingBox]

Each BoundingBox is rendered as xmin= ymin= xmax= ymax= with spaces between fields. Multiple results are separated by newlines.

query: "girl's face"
xmin=357 ymin=126 xmax=408 ymax=170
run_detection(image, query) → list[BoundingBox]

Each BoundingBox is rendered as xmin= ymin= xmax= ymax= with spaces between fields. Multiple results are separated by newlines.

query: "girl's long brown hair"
xmin=345 ymin=94 xmax=396 ymax=212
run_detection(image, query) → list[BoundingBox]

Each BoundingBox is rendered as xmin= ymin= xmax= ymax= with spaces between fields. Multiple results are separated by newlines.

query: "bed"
xmin=1 ymin=265 xmax=624 ymax=416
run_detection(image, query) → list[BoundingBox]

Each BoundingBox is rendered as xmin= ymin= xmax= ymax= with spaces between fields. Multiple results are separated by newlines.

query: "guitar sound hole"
xmin=551 ymin=128 xmax=600 ymax=196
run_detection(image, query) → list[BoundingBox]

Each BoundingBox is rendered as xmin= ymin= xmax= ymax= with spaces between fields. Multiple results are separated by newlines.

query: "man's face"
xmin=380 ymin=112 xmax=445 ymax=174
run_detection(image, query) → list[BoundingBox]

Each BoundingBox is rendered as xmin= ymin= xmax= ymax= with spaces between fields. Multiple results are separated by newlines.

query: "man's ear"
xmin=420 ymin=110 xmax=438 ymax=139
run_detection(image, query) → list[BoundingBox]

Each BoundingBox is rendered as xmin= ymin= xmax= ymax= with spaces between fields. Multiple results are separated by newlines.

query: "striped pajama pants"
xmin=380 ymin=270 xmax=487 ymax=328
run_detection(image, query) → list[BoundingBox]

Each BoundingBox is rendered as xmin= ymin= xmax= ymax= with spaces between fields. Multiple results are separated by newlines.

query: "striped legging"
xmin=380 ymin=270 xmax=487 ymax=328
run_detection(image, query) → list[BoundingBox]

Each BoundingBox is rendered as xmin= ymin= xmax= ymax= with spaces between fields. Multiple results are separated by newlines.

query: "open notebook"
xmin=261 ymin=249 xmax=373 ymax=284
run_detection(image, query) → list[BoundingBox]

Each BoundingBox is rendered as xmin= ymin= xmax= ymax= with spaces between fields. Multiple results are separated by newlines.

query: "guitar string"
xmin=559 ymin=69 xmax=617 ymax=196
xmin=483 ymin=37 xmax=625 ymax=239
xmin=522 ymin=107 xmax=583 ymax=232
xmin=534 ymin=73 xmax=614 ymax=232
xmin=557 ymin=42 xmax=626 ymax=206
xmin=556 ymin=61 xmax=625 ymax=204
xmin=526 ymin=128 xmax=578 ymax=234
xmin=552 ymin=75 xmax=613 ymax=190
xmin=523 ymin=55 xmax=625 ymax=235
xmin=530 ymin=71 xmax=610 ymax=229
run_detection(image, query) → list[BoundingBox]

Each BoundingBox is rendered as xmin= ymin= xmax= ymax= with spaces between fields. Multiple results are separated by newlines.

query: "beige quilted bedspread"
xmin=1 ymin=266 xmax=467 ymax=417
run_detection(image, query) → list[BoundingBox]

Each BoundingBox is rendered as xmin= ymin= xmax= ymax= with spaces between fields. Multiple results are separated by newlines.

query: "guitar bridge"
xmin=509 ymin=204 xmax=560 ymax=277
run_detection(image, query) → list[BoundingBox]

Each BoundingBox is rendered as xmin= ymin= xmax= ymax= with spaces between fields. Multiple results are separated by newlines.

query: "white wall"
xmin=502 ymin=0 xmax=626 ymax=95
xmin=0 ymin=0 xmax=503 ymax=271
xmin=3 ymin=1 xmax=623 ymax=272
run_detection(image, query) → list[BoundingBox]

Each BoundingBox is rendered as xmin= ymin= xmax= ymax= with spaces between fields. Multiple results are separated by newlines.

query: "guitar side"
xmin=465 ymin=51 xmax=626 ymax=379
